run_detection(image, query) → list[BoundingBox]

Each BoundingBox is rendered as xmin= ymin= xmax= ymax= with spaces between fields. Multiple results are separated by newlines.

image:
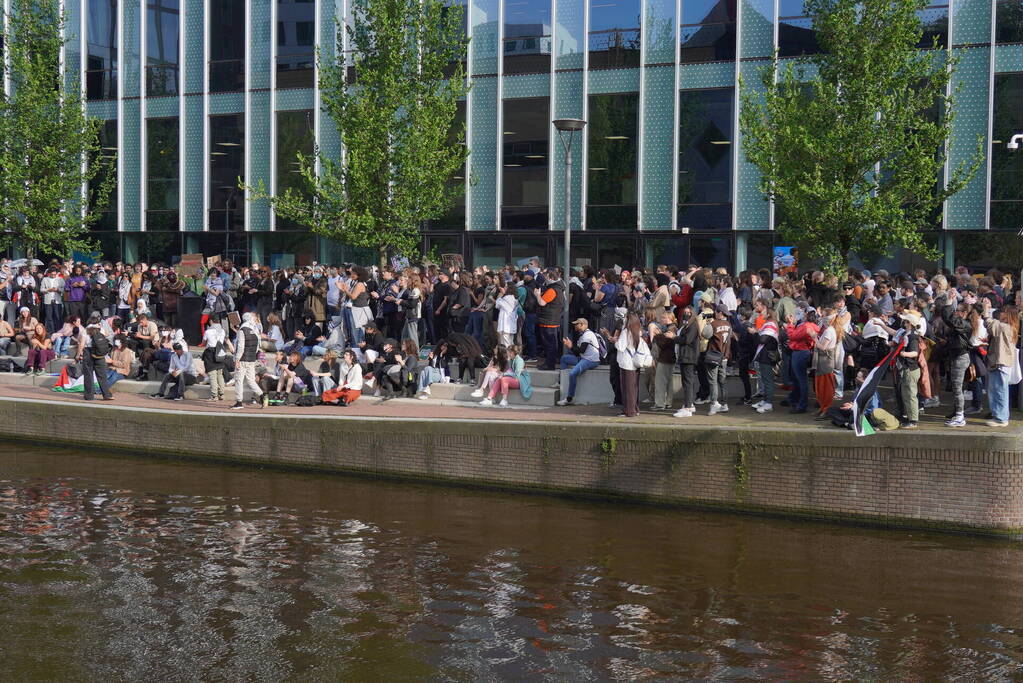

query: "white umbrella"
xmin=9 ymin=258 xmax=44 ymax=268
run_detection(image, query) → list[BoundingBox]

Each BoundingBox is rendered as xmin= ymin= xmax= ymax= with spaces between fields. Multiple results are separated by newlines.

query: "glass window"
xmin=918 ymin=3 xmax=948 ymax=49
xmin=680 ymin=0 xmax=735 ymax=63
xmin=503 ymin=0 xmax=551 ymax=74
xmin=147 ymin=117 xmax=179 ymax=230
xmin=690 ymin=236 xmax=731 ymax=269
xmin=277 ymin=0 xmax=316 ymax=89
xmin=678 ymin=87 xmax=733 ymax=230
xmin=588 ymin=0 xmax=641 ymax=70
xmin=587 ymin=93 xmax=638 ymax=230
xmin=777 ymin=0 xmax=818 ymax=58
xmin=597 ymin=237 xmax=637 ymax=268
xmin=87 ymin=0 xmax=118 ymax=100
xmin=997 ymin=1 xmax=1023 ymax=43
xmin=511 ymin=237 xmax=548 ymax=266
xmin=502 ymin=97 xmax=550 ymax=229
xmin=645 ymin=237 xmax=689 ymax=269
xmin=91 ymin=120 xmax=118 ymax=231
xmin=209 ymin=114 xmax=245 ymax=232
xmin=471 ymin=237 xmax=507 ymax=268
xmin=430 ymin=101 xmax=467 ymax=229
xmin=146 ymin=0 xmax=179 ymax=96
xmin=275 ymin=110 xmax=315 ymax=229
xmin=210 ymin=0 xmax=245 ymax=92
xmin=991 ymin=73 xmax=1023 ymax=231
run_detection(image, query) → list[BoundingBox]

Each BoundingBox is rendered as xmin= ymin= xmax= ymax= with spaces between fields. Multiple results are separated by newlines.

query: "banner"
xmin=773 ymin=247 xmax=798 ymax=278
xmin=178 ymin=253 xmax=205 ymax=274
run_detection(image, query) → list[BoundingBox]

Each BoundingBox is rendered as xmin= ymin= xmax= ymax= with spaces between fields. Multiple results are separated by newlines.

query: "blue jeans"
xmin=418 ymin=366 xmax=444 ymax=392
xmin=467 ymin=311 xmax=485 ymax=346
xmin=989 ymin=368 xmax=1010 ymax=423
xmin=343 ymin=307 xmax=363 ymax=346
xmin=53 ymin=336 xmax=71 ymax=356
xmin=106 ymin=370 xmax=126 ymax=385
xmin=787 ymin=349 xmax=811 ymax=411
xmin=757 ymin=360 xmax=775 ymax=403
xmin=560 ymin=354 xmax=598 ymax=398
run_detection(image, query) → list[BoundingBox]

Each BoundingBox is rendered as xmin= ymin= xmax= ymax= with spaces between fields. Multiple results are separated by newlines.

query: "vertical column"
xmin=946 ymin=0 xmax=992 ymax=230
xmin=467 ymin=0 xmax=500 ymax=230
xmin=551 ymin=0 xmax=585 ymax=232
xmin=316 ymin=0 xmax=341 ymax=166
xmin=247 ymin=0 xmax=273 ymax=232
xmin=120 ymin=0 xmax=142 ymax=231
xmin=639 ymin=0 xmax=677 ymax=230
xmin=182 ymin=0 xmax=205 ymax=232
xmin=734 ymin=0 xmax=774 ymax=234
xmin=2 ymin=0 xmax=10 ymax=100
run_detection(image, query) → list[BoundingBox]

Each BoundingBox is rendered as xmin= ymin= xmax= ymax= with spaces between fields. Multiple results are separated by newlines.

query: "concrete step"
xmin=421 ymin=380 xmax=559 ymax=407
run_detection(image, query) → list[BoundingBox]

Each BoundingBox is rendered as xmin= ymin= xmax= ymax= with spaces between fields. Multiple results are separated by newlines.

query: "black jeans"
xmin=737 ymin=354 xmax=752 ymax=401
xmin=696 ymin=353 xmax=710 ymax=400
xmin=159 ymin=371 xmax=197 ymax=398
xmin=449 ymin=315 xmax=467 ymax=334
xmin=679 ymin=363 xmax=697 ymax=408
xmin=608 ymin=353 xmax=622 ymax=405
xmin=539 ymin=325 xmax=560 ymax=369
xmin=83 ymin=354 xmax=112 ymax=400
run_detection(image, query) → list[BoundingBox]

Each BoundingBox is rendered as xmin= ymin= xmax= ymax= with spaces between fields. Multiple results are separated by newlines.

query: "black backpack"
xmin=295 ymin=394 xmax=320 ymax=407
xmin=90 ymin=331 xmax=111 ymax=358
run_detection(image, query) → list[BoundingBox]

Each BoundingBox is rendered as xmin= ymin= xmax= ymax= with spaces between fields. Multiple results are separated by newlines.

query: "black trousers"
xmin=159 ymin=371 xmax=197 ymax=398
xmin=696 ymin=353 xmax=709 ymax=400
xmin=679 ymin=362 xmax=697 ymax=408
xmin=737 ymin=354 xmax=752 ymax=401
xmin=539 ymin=325 xmax=560 ymax=369
xmin=449 ymin=316 xmax=467 ymax=334
xmin=83 ymin=354 xmax=112 ymax=400
xmin=608 ymin=353 xmax=623 ymax=405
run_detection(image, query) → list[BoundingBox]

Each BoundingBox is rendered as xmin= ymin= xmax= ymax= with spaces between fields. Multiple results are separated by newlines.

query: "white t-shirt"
xmin=577 ymin=329 xmax=601 ymax=362
xmin=862 ymin=317 xmax=889 ymax=341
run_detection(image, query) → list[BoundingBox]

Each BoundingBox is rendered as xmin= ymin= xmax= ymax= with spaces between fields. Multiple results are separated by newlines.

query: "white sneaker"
xmin=673 ymin=407 xmax=693 ymax=418
xmin=709 ymin=402 xmax=723 ymax=416
xmin=718 ymin=403 xmax=729 ymax=413
xmin=479 ymin=397 xmax=493 ymax=406
xmin=751 ymin=401 xmax=764 ymax=410
xmin=556 ymin=398 xmax=572 ymax=406
xmin=417 ymin=394 xmax=429 ymax=400
xmin=470 ymin=389 xmax=484 ymax=398
xmin=499 ymin=398 xmax=509 ymax=408
xmin=422 ymin=386 xmax=431 ymax=396
xmin=756 ymin=403 xmax=773 ymax=413
xmin=694 ymin=398 xmax=709 ymax=405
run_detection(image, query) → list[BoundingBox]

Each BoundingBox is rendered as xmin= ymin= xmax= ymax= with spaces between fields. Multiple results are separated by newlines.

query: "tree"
xmin=739 ymin=0 xmax=983 ymax=274
xmin=0 ymin=0 xmax=115 ymax=259
xmin=249 ymin=0 xmax=469 ymax=265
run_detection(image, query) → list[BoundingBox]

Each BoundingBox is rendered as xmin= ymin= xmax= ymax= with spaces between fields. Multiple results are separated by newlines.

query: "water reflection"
xmin=2 ymin=445 xmax=1023 ymax=680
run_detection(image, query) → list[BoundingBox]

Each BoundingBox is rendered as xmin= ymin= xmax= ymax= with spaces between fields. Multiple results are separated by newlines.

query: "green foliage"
xmin=739 ymin=0 xmax=983 ymax=274
xmin=249 ymin=0 xmax=469 ymax=264
xmin=0 ymin=0 xmax=115 ymax=258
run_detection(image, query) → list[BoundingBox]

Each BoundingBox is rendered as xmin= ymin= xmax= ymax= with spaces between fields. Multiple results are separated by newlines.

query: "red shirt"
xmin=785 ymin=321 xmax=819 ymax=351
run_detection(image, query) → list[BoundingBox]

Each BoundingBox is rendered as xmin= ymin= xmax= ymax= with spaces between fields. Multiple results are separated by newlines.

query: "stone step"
xmin=421 ymin=380 xmax=559 ymax=407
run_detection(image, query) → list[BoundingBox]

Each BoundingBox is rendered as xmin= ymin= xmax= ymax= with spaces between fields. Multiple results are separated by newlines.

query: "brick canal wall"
xmin=3 ymin=397 xmax=1023 ymax=535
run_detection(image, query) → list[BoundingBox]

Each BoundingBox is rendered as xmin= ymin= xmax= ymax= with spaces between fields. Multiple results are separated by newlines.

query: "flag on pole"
xmin=852 ymin=330 xmax=905 ymax=437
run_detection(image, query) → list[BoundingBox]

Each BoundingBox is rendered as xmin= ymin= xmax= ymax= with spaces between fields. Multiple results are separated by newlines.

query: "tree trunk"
xmin=378 ymin=244 xmax=388 ymax=269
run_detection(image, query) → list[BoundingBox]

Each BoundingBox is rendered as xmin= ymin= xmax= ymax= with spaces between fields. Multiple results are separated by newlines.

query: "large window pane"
xmin=588 ymin=0 xmax=641 ymax=70
xmin=996 ymin=1 xmax=1023 ymax=44
xmin=147 ymin=117 xmax=180 ymax=230
xmin=87 ymin=0 xmax=118 ymax=100
xmin=503 ymin=0 xmax=551 ymax=74
xmin=209 ymin=114 xmax=245 ymax=232
xmin=91 ymin=120 xmax=118 ymax=231
xmin=777 ymin=0 xmax=818 ymax=58
xmin=587 ymin=92 xmax=638 ymax=230
xmin=502 ymin=97 xmax=549 ymax=230
xmin=146 ymin=0 xmax=179 ymax=96
xmin=471 ymin=237 xmax=507 ymax=268
xmin=918 ymin=4 xmax=948 ymax=49
xmin=678 ymin=87 xmax=733 ymax=230
xmin=991 ymin=73 xmax=1023 ymax=231
xmin=275 ymin=110 xmax=315 ymax=230
xmin=690 ymin=235 xmax=731 ymax=269
xmin=680 ymin=0 xmax=735 ymax=63
xmin=210 ymin=0 xmax=245 ymax=93
xmin=430 ymin=101 xmax=467 ymax=229
xmin=277 ymin=0 xmax=316 ymax=89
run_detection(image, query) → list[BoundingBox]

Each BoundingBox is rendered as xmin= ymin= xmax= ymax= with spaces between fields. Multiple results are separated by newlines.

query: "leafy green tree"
xmin=0 ymin=0 xmax=115 ymax=259
xmin=739 ymin=0 xmax=983 ymax=274
xmin=249 ymin=0 xmax=469 ymax=265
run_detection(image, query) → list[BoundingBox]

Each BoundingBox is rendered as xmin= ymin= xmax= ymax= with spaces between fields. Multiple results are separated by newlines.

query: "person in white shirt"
xmin=40 ymin=268 xmax=65 ymax=334
xmin=556 ymin=318 xmax=602 ymax=406
xmin=495 ymin=286 xmax=519 ymax=347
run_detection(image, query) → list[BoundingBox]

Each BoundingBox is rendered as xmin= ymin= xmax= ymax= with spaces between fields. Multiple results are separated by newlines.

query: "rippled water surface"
xmin=3 ymin=443 xmax=1023 ymax=680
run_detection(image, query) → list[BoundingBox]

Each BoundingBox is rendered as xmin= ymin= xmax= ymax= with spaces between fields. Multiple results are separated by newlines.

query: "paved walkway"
xmin=2 ymin=380 xmax=1017 ymax=436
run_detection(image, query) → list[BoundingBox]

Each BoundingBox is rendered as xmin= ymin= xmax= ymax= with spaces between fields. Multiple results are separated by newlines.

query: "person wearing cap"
xmin=701 ymin=304 xmax=734 ymax=415
xmin=894 ymin=312 xmax=922 ymax=428
xmin=151 ymin=342 xmax=196 ymax=400
xmin=556 ymin=318 xmax=601 ymax=406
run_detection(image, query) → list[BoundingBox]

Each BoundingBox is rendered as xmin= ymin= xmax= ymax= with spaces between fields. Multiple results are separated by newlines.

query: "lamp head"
xmin=1009 ymin=134 xmax=1023 ymax=151
xmin=553 ymin=118 xmax=587 ymax=133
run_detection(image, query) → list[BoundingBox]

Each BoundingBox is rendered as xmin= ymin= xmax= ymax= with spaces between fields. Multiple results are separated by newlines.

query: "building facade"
xmin=29 ymin=0 xmax=1023 ymax=271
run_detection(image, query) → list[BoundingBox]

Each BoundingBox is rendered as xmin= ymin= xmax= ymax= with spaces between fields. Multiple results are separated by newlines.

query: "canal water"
xmin=2 ymin=444 xmax=1022 ymax=681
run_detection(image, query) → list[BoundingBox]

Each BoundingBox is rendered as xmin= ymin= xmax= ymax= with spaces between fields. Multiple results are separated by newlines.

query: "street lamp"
xmin=553 ymin=117 xmax=586 ymax=332
xmin=1008 ymin=134 xmax=1023 ymax=151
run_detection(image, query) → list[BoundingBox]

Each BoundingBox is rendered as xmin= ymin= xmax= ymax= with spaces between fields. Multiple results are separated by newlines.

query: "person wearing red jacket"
xmin=784 ymin=311 xmax=820 ymax=414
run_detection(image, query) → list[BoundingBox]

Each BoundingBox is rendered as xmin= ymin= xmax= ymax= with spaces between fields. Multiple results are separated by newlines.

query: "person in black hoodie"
xmin=731 ymin=305 xmax=758 ymax=405
xmin=285 ymin=311 xmax=323 ymax=358
xmin=358 ymin=321 xmax=386 ymax=364
xmin=672 ymin=306 xmax=702 ymax=418
xmin=938 ymin=290 xmax=973 ymax=427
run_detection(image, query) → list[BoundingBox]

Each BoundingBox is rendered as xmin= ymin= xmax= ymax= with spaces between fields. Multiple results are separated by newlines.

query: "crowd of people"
xmin=1 ymin=256 xmax=1019 ymax=429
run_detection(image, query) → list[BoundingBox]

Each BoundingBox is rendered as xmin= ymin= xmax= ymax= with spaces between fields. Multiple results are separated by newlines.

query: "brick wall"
xmin=3 ymin=397 xmax=1023 ymax=535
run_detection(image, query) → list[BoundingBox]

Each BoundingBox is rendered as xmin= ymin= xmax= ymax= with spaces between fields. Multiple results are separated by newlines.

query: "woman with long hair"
xmin=983 ymin=302 xmax=1019 ymax=427
xmin=482 ymin=344 xmax=533 ymax=407
xmin=812 ymin=307 xmax=841 ymax=417
xmin=752 ymin=303 xmax=780 ymax=414
xmin=615 ymin=313 xmax=649 ymax=417
xmin=25 ymin=323 xmax=55 ymax=375
xmin=262 ymin=313 xmax=285 ymax=352
xmin=471 ymin=344 xmax=508 ymax=401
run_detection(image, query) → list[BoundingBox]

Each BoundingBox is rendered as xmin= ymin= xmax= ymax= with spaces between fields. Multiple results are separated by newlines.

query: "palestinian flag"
xmin=51 ymin=365 xmax=91 ymax=393
xmin=852 ymin=330 xmax=906 ymax=437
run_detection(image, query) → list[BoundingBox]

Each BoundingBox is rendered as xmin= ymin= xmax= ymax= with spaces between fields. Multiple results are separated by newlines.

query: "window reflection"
xmin=277 ymin=0 xmax=316 ymax=89
xmin=991 ymin=74 xmax=1023 ymax=231
xmin=997 ymin=0 xmax=1023 ymax=44
xmin=146 ymin=0 xmax=179 ymax=96
xmin=777 ymin=0 xmax=818 ymax=57
xmin=680 ymin=0 xmax=735 ymax=63
xmin=589 ymin=0 xmax=641 ymax=70
xmin=91 ymin=120 xmax=118 ymax=231
xmin=502 ymin=97 xmax=549 ymax=230
xmin=209 ymin=114 xmax=245 ymax=232
xmin=917 ymin=4 xmax=947 ymax=49
xmin=587 ymin=93 xmax=638 ymax=230
xmin=503 ymin=0 xmax=551 ymax=74
xmin=210 ymin=0 xmax=245 ymax=93
xmin=147 ymin=117 xmax=180 ymax=230
xmin=430 ymin=101 xmax=467 ymax=229
xmin=275 ymin=110 xmax=314 ymax=229
xmin=678 ymin=87 xmax=733 ymax=230
xmin=87 ymin=0 xmax=118 ymax=100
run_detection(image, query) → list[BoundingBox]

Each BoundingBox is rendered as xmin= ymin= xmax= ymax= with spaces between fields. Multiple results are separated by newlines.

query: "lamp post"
xmin=553 ymin=117 xmax=586 ymax=333
xmin=1008 ymin=133 xmax=1023 ymax=150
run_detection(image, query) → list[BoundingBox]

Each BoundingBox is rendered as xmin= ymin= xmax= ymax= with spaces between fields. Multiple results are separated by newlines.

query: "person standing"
xmin=673 ymin=306 xmax=701 ymax=418
xmin=78 ymin=314 xmax=113 ymax=401
xmin=40 ymin=267 xmax=65 ymax=334
xmin=534 ymin=268 xmax=566 ymax=371
xmin=895 ymin=313 xmax=922 ymax=429
xmin=615 ymin=313 xmax=649 ymax=418
xmin=982 ymin=301 xmax=1019 ymax=428
xmin=939 ymin=290 xmax=972 ymax=428
xmin=703 ymin=304 xmax=733 ymax=415
xmin=782 ymin=311 xmax=819 ymax=414
xmin=232 ymin=313 xmax=265 ymax=409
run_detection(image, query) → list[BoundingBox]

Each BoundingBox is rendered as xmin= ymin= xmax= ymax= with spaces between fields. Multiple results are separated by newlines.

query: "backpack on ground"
xmin=295 ymin=393 xmax=320 ymax=407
